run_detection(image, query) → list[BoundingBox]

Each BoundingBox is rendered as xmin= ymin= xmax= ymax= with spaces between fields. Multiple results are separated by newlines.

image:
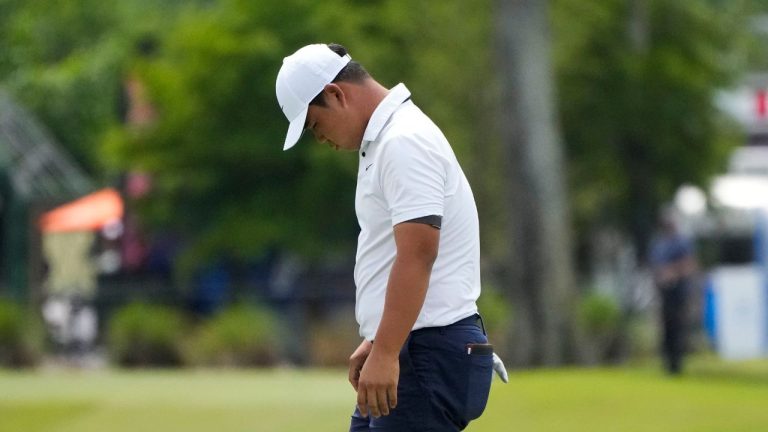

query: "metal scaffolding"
xmin=0 ymin=90 xmax=94 ymax=301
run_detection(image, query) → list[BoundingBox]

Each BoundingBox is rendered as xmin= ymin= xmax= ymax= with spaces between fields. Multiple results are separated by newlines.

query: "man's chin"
xmin=336 ymin=144 xmax=360 ymax=152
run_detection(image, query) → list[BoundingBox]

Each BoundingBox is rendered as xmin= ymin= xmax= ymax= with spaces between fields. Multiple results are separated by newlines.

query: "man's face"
xmin=304 ymin=85 xmax=363 ymax=152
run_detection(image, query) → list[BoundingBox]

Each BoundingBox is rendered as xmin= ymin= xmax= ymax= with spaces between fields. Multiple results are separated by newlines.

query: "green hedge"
xmin=577 ymin=291 xmax=621 ymax=364
xmin=0 ymin=300 xmax=44 ymax=368
xmin=187 ymin=304 xmax=278 ymax=367
xmin=107 ymin=303 xmax=187 ymax=367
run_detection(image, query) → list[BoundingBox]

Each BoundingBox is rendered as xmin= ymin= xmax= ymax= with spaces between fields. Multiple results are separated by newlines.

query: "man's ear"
xmin=323 ymin=83 xmax=346 ymax=106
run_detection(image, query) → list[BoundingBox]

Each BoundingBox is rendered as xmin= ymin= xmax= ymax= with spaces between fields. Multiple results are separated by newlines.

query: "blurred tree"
xmin=103 ymin=0 xmax=360 ymax=278
xmin=496 ymin=0 xmax=577 ymax=366
xmin=0 ymin=0 xmax=200 ymax=176
xmin=741 ymin=0 xmax=768 ymax=70
xmin=552 ymin=0 xmax=745 ymax=262
xmin=0 ymin=0 xmax=123 ymax=175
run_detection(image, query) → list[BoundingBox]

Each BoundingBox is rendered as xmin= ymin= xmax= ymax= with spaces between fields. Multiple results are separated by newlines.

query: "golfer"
xmin=276 ymin=43 xmax=493 ymax=431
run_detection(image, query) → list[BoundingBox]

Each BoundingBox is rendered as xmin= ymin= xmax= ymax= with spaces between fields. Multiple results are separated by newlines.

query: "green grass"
xmin=1 ymin=356 xmax=766 ymax=432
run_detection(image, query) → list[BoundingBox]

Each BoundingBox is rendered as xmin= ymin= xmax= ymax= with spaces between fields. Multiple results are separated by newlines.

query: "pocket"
xmin=464 ymin=351 xmax=493 ymax=421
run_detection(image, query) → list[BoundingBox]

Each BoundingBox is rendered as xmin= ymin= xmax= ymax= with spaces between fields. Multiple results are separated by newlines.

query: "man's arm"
xmin=355 ymin=221 xmax=439 ymax=418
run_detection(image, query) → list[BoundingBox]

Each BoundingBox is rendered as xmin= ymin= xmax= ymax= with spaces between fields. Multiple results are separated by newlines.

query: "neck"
xmin=337 ymin=78 xmax=390 ymax=144
xmin=358 ymin=79 xmax=390 ymax=121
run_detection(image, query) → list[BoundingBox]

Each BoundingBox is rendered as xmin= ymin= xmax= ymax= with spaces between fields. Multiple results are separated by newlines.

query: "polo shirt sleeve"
xmin=378 ymin=134 xmax=448 ymax=226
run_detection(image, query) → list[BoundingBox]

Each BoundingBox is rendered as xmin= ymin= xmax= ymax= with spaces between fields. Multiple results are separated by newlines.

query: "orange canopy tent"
xmin=38 ymin=188 xmax=124 ymax=233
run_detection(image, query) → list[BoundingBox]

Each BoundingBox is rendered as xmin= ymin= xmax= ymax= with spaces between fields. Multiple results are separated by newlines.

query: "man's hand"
xmin=356 ymin=349 xmax=399 ymax=418
xmin=349 ymin=339 xmax=373 ymax=391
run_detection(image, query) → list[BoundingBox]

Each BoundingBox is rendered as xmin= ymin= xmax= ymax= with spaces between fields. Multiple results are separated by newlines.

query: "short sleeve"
xmin=377 ymin=134 xmax=448 ymax=226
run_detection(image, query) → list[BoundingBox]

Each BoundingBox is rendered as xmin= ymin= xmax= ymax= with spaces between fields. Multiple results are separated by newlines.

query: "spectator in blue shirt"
xmin=649 ymin=211 xmax=697 ymax=375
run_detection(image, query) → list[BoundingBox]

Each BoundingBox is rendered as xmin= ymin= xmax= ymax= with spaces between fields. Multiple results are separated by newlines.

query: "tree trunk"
xmin=626 ymin=0 xmax=654 ymax=261
xmin=495 ymin=0 xmax=577 ymax=366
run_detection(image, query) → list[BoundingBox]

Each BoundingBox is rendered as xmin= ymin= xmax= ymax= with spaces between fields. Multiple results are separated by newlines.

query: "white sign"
xmin=710 ymin=265 xmax=768 ymax=360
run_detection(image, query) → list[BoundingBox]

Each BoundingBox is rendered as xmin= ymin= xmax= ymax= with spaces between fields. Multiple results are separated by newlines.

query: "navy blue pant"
xmin=660 ymin=280 xmax=688 ymax=374
xmin=349 ymin=315 xmax=493 ymax=431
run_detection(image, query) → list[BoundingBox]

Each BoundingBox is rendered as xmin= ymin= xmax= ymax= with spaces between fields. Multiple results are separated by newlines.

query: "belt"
xmin=411 ymin=313 xmax=486 ymax=335
xmin=452 ymin=314 xmax=482 ymax=328
xmin=371 ymin=313 xmax=487 ymax=344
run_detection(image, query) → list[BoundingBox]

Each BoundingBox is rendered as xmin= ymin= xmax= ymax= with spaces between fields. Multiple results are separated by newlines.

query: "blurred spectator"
xmin=41 ymin=231 xmax=99 ymax=361
xmin=649 ymin=211 xmax=697 ymax=375
xmin=190 ymin=261 xmax=231 ymax=316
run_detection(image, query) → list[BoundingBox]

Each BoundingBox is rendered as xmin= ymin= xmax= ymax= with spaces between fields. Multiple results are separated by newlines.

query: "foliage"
xmin=576 ymin=291 xmax=621 ymax=363
xmin=186 ymin=304 xmax=278 ymax=367
xmin=477 ymin=284 xmax=513 ymax=332
xmin=577 ymin=291 xmax=621 ymax=335
xmin=0 ymin=0 xmax=212 ymax=177
xmin=0 ymin=300 xmax=44 ymax=367
xmin=743 ymin=0 xmax=768 ymax=70
xmin=101 ymin=0 xmax=360 ymax=277
xmin=626 ymin=313 xmax=658 ymax=359
xmin=0 ymin=0 xmax=123 ymax=175
xmin=107 ymin=303 xmax=187 ymax=367
xmin=552 ymin=0 xmax=746 ymax=257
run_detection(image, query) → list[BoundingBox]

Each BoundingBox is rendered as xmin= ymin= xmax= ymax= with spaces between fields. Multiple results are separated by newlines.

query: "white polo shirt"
xmin=354 ymin=83 xmax=481 ymax=341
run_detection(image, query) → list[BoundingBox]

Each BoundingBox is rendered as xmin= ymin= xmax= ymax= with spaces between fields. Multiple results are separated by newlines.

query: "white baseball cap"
xmin=275 ymin=44 xmax=351 ymax=150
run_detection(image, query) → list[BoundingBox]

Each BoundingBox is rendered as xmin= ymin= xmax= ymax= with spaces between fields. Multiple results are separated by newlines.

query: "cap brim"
xmin=283 ymin=106 xmax=308 ymax=151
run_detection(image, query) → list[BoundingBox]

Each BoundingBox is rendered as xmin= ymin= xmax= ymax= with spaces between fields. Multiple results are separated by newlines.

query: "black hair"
xmin=309 ymin=43 xmax=369 ymax=107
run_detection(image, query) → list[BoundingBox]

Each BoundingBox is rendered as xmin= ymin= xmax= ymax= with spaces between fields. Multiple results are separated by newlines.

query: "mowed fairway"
xmin=1 ymin=357 xmax=767 ymax=432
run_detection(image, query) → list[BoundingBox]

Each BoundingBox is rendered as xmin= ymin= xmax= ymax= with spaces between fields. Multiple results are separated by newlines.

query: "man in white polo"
xmin=276 ymin=43 xmax=497 ymax=431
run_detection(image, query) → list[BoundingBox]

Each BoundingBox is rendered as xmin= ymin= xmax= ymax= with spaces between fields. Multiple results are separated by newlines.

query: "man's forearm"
xmin=371 ymin=252 xmax=434 ymax=358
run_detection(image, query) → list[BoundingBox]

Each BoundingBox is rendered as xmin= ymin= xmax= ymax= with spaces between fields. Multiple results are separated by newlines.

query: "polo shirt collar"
xmin=362 ymin=83 xmax=411 ymax=145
